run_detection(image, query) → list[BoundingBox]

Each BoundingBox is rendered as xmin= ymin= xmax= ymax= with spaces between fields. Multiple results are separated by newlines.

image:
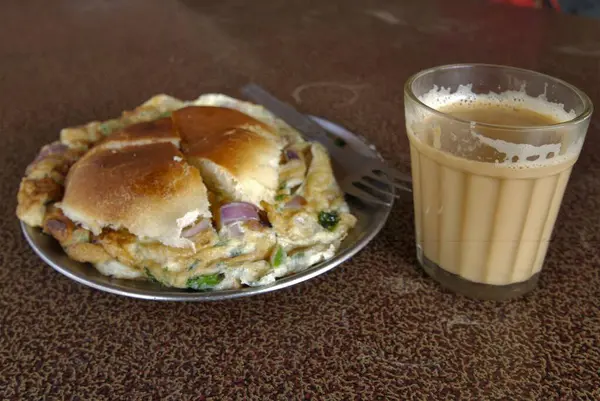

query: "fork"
xmin=240 ymin=83 xmax=412 ymax=206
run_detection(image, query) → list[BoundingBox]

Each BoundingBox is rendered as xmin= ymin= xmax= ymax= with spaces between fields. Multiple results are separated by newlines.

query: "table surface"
xmin=2 ymin=0 xmax=599 ymax=399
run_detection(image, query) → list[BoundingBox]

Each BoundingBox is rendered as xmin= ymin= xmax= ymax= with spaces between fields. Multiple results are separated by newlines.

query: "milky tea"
xmin=405 ymin=78 xmax=590 ymax=300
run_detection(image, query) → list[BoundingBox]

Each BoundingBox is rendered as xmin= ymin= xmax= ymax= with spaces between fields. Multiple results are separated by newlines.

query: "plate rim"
xmin=21 ymin=116 xmax=394 ymax=301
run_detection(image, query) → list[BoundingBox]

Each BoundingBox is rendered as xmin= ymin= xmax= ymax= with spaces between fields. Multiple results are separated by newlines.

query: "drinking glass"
xmin=404 ymin=64 xmax=592 ymax=300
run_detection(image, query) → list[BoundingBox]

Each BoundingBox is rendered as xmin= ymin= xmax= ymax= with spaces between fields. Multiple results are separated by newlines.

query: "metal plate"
xmin=21 ymin=116 xmax=394 ymax=301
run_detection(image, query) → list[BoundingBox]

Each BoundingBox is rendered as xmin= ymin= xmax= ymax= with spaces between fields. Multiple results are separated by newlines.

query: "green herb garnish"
xmin=186 ymin=273 xmax=225 ymax=290
xmin=278 ymin=181 xmax=287 ymax=190
xmin=318 ymin=211 xmax=340 ymax=231
xmin=275 ymin=194 xmax=286 ymax=202
xmin=157 ymin=111 xmax=172 ymax=119
xmin=144 ymin=267 xmax=159 ymax=284
xmin=99 ymin=124 xmax=112 ymax=135
xmin=270 ymin=246 xmax=286 ymax=268
xmin=98 ymin=120 xmax=122 ymax=136
xmin=229 ymin=248 xmax=243 ymax=257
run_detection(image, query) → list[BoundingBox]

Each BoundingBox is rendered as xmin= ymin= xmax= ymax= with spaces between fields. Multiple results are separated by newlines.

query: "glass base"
xmin=418 ymin=253 xmax=540 ymax=301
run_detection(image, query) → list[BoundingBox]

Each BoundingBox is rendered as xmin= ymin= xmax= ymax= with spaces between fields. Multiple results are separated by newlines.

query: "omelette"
xmin=17 ymin=94 xmax=357 ymax=290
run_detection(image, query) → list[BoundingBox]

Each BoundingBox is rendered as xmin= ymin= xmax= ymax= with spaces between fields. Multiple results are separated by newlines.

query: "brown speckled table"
xmin=1 ymin=0 xmax=599 ymax=399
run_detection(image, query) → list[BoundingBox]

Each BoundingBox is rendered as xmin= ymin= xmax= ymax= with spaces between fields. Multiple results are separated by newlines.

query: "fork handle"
xmin=241 ymin=83 xmax=335 ymax=145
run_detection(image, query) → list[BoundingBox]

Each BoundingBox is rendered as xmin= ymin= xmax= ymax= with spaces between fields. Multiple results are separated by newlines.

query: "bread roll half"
xmin=58 ymin=142 xmax=210 ymax=248
xmin=190 ymin=93 xmax=304 ymax=145
xmin=173 ymin=106 xmax=283 ymax=205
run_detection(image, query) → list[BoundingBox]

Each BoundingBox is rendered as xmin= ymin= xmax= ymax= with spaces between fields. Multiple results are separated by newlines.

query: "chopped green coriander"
xmin=157 ymin=111 xmax=172 ymax=119
xmin=274 ymin=194 xmax=286 ymax=202
xmin=144 ymin=267 xmax=159 ymax=284
xmin=99 ymin=125 xmax=111 ymax=135
xmin=318 ymin=211 xmax=340 ymax=231
xmin=186 ymin=273 xmax=224 ymax=290
xmin=229 ymin=248 xmax=243 ymax=257
xmin=270 ymin=246 xmax=286 ymax=268
xmin=98 ymin=120 xmax=122 ymax=136
xmin=278 ymin=181 xmax=287 ymax=190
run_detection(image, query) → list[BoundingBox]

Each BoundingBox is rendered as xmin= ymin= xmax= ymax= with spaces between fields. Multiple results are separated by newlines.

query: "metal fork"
xmin=241 ymin=83 xmax=412 ymax=206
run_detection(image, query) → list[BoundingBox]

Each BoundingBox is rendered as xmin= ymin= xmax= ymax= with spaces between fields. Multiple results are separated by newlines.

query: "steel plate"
xmin=21 ymin=116 xmax=394 ymax=301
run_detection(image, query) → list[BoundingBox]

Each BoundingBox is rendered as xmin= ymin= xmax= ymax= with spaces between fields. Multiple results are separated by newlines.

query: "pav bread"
xmin=173 ymin=106 xmax=282 ymax=205
xmin=58 ymin=142 xmax=211 ymax=249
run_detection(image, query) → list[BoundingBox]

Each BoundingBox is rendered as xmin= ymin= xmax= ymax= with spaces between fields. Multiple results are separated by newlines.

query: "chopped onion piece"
xmin=285 ymin=149 xmax=300 ymax=161
xmin=220 ymin=202 xmax=260 ymax=226
xmin=284 ymin=195 xmax=307 ymax=210
xmin=27 ymin=142 xmax=70 ymax=173
xmin=39 ymin=142 xmax=69 ymax=159
xmin=182 ymin=219 xmax=211 ymax=238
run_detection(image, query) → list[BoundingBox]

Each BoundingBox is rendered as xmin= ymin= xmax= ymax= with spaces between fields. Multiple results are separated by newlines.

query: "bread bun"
xmin=190 ymin=93 xmax=304 ymax=145
xmin=173 ymin=106 xmax=283 ymax=205
xmin=58 ymin=142 xmax=210 ymax=248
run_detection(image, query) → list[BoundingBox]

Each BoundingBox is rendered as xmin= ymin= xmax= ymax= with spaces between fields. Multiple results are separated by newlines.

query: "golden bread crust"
xmin=174 ymin=106 xmax=282 ymax=203
xmin=59 ymin=142 xmax=210 ymax=247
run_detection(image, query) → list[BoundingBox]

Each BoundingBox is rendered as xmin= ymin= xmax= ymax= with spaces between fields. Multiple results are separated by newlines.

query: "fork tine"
xmin=342 ymin=182 xmax=394 ymax=206
xmin=359 ymin=176 xmax=395 ymax=197
xmin=371 ymin=166 xmax=412 ymax=187
xmin=346 ymin=188 xmax=393 ymax=206
xmin=363 ymin=172 xmax=412 ymax=194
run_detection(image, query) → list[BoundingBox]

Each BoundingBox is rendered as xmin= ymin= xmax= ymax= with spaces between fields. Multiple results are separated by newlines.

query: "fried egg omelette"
xmin=17 ymin=94 xmax=357 ymax=290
